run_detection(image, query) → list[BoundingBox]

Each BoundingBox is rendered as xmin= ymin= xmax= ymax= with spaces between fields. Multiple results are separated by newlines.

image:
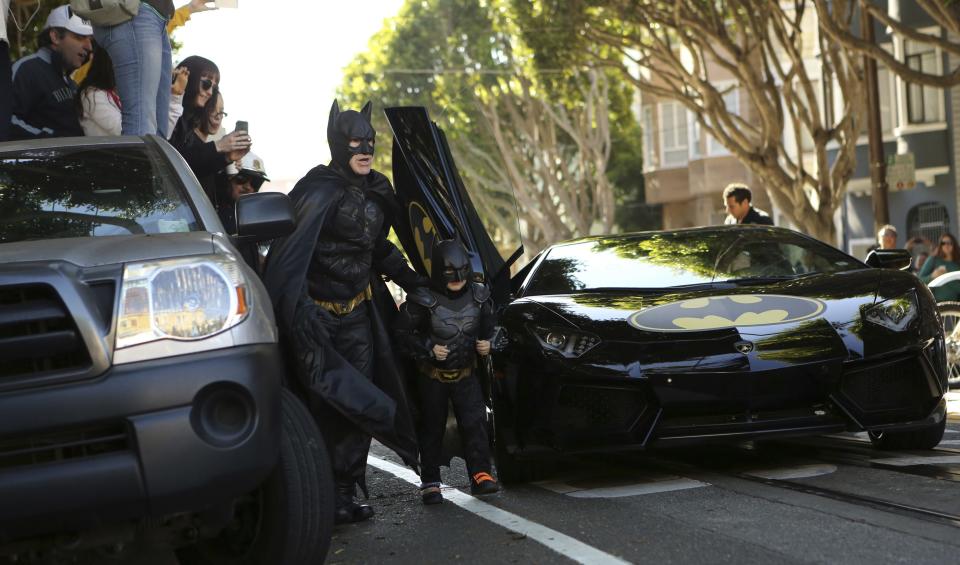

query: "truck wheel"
xmin=868 ymin=416 xmax=946 ymax=450
xmin=177 ymin=388 xmax=334 ymax=565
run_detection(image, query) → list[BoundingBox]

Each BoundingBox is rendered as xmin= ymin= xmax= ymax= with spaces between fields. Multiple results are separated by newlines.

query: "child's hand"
xmin=432 ymin=344 xmax=449 ymax=361
xmin=476 ymin=340 xmax=491 ymax=356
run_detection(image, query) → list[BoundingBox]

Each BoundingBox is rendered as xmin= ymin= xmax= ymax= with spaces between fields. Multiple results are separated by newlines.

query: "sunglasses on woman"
xmin=200 ymin=78 xmax=216 ymax=91
xmin=942 ymin=240 xmax=954 ymax=246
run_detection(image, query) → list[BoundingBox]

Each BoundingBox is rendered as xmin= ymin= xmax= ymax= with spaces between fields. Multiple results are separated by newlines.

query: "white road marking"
xmin=367 ymin=455 xmax=630 ymax=565
xmin=938 ymin=439 xmax=960 ymax=446
xmin=742 ymin=464 xmax=837 ymax=480
xmin=534 ymin=473 xmax=708 ymax=499
xmin=871 ymin=455 xmax=960 ymax=467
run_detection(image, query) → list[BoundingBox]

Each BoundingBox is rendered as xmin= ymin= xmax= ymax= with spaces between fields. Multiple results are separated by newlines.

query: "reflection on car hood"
xmin=0 ymin=232 xmax=217 ymax=268
xmin=524 ymin=269 xmax=888 ymax=340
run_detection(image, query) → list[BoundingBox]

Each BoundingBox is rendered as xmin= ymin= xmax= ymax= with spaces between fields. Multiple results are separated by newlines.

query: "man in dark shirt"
xmin=10 ymin=5 xmax=92 ymax=139
xmin=723 ymin=183 xmax=774 ymax=226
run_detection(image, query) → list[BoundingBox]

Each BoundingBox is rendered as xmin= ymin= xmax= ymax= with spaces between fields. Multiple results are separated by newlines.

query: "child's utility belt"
xmin=419 ymin=362 xmax=472 ymax=383
xmin=314 ymin=285 xmax=372 ymax=316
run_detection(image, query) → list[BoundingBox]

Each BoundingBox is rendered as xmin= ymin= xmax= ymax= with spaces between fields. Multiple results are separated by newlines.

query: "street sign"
xmin=886 ymin=153 xmax=916 ymax=191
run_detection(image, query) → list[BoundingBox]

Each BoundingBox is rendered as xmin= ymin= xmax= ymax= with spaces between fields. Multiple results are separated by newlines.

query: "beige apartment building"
xmin=638 ymin=89 xmax=775 ymax=229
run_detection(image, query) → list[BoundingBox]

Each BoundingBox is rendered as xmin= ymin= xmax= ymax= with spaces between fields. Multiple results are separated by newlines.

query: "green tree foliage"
xmin=339 ymin=0 xmax=652 ymax=255
xmin=6 ymin=1 xmax=59 ymax=59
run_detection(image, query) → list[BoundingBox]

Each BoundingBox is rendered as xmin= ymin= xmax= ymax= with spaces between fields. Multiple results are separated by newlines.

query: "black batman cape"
xmin=262 ymin=164 xmax=419 ymax=470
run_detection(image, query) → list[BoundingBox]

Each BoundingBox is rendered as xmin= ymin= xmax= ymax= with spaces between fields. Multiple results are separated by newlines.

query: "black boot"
xmin=334 ymin=483 xmax=375 ymax=525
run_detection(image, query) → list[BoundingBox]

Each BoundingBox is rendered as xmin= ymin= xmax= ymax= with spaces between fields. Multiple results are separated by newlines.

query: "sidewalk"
xmin=948 ymin=391 xmax=960 ymax=420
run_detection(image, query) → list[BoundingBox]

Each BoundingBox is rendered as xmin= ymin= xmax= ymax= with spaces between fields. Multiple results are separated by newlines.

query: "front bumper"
xmin=498 ymin=344 xmax=946 ymax=456
xmin=0 ymin=343 xmax=282 ymax=539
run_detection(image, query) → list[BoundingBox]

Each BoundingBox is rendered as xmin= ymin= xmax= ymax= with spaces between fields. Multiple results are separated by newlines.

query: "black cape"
xmin=262 ymin=164 xmax=419 ymax=470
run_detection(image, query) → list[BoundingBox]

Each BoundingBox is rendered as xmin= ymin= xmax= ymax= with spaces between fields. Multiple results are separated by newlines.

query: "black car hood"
xmin=518 ymin=269 xmax=922 ymax=372
xmin=524 ymin=270 xmax=888 ymax=337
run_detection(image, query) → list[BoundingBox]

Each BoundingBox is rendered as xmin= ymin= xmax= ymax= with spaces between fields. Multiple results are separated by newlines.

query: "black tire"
xmin=938 ymin=301 xmax=960 ymax=388
xmin=177 ymin=388 xmax=335 ymax=565
xmin=868 ymin=416 xmax=946 ymax=450
xmin=493 ymin=433 xmax=534 ymax=485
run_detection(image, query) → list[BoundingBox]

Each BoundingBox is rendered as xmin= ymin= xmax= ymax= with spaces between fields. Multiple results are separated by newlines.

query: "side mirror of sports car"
xmin=865 ymin=249 xmax=911 ymax=271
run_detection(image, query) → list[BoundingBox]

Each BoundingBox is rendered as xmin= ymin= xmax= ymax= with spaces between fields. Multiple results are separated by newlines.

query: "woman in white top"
xmin=77 ymin=43 xmax=122 ymax=136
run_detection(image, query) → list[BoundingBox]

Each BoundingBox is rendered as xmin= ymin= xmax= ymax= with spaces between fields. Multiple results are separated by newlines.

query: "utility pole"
xmin=861 ymin=4 xmax=889 ymax=232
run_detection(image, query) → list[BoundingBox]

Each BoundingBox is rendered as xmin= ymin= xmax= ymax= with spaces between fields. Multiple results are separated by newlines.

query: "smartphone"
xmin=235 ymin=120 xmax=249 ymax=135
xmin=214 ymin=0 xmax=238 ymax=8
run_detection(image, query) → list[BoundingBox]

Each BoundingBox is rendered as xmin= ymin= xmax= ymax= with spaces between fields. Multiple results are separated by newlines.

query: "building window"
xmin=642 ymin=106 xmax=655 ymax=171
xmin=904 ymin=39 xmax=944 ymax=124
xmin=907 ymin=202 xmax=950 ymax=245
xmin=659 ymin=101 xmax=688 ymax=168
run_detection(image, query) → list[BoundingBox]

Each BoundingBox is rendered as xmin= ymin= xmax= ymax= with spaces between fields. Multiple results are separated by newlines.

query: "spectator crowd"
xmin=0 ymin=0 xmax=260 ymax=232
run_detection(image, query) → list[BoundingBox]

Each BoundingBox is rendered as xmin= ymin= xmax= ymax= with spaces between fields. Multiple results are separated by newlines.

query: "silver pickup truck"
xmin=0 ymin=136 xmax=333 ymax=564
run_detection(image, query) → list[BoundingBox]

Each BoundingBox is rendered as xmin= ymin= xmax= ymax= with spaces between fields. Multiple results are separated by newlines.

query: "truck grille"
xmin=0 ymin=423 xmax=129 ymax=470
xmin=0 ymin=285 xmax=91 ymax=384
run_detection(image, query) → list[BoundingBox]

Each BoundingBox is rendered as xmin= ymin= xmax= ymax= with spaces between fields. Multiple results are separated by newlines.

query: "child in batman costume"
xmin=262 ymin=101 xmax=425 ymax=524
xmin=395 ymin=239 xmax=500 ymax=504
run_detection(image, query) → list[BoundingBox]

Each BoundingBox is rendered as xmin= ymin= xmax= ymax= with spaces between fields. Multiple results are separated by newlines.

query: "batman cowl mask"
xmin=328 ymin=100 xmax=376 ymax=171
xmin=431 ymin=239 xmax=472 ymax=292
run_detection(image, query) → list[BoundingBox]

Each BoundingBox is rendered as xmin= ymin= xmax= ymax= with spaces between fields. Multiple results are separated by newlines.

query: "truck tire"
xmin=177 ymin=388 xmax=334 ymax=565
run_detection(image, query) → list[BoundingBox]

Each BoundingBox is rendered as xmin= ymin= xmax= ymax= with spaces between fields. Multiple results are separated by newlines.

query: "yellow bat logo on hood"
xmin=627 ymin=294 xmax=825 ymax=332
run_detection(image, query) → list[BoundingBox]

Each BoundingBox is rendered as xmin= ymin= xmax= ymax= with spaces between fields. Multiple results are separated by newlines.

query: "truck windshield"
xmin=0 ymin=145 xmax=200 ymax=244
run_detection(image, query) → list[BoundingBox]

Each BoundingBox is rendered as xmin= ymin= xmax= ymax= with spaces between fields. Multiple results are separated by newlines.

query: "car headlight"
xmin=116 ymin=254 xmax=250 ymax=349
xmin=863 ymin=290 xmax=918 ymax=332
xmin=530 ymin=326 xmax=601 ymax=358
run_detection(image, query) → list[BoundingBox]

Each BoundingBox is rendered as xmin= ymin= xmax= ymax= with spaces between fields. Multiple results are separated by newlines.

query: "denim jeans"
xmin=93 ymin=4 xmax=171 ymax=137
xmin=0 ymin=41 xmax=11 ymax=142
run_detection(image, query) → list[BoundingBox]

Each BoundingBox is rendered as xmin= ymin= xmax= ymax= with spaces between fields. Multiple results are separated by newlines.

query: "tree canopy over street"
xmin=339 ymin=0 xmax=649 ymax=254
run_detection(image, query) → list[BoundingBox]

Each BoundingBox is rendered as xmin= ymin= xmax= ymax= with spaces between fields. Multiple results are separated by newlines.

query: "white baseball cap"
xmin=44 ymin=5 xmax=94 ymax=37
xmin=226 ymin=152 xmax=269 ymax=181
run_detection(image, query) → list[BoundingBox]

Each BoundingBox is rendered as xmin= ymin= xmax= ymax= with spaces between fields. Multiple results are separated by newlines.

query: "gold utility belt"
xmin=314 ymin=285 xmax=372 ymax=316
xmin=419 ymin=362 xmax=472 ymax=383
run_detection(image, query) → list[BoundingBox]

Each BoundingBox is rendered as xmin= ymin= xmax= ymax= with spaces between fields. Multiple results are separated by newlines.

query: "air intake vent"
xmin=0 ymin=423 xmax=129 ymax=470
xmin=0 ymin=285 xmax=91 ymax=383
xmin=554 ymin=385 xmax=647 ymax=433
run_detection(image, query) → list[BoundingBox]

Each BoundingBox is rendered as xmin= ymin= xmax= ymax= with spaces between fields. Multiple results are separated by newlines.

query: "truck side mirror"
xmin=865 ymin=249 xmax=911 ymax=271
xmin=235 ymin=192 xmax=295 ymax=242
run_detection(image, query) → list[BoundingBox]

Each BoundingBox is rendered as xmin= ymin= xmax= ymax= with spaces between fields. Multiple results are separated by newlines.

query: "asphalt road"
xmin=331 ymin=415 xmax=960 ymax=565
xmin=40 ymin=396 xmax=960 ymax=564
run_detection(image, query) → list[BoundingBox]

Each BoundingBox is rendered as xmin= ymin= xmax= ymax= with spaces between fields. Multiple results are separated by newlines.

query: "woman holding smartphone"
xmin=169 ymin=55 xmax=251 ymax=207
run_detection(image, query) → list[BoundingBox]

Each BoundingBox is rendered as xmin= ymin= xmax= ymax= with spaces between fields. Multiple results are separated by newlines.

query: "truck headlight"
xmin=116 ymin=255 xmax=250 ymax=349
xmin=864 ymin=290 xmax=918 ymax=332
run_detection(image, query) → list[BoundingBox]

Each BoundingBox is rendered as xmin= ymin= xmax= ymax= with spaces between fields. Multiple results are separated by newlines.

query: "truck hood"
xmin=0 ymin=233 xmax=218 ymax=268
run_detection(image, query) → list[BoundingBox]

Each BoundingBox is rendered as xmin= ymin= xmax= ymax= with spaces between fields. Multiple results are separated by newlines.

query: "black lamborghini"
xmin=384 ymin=107 xmax=949 ymax=483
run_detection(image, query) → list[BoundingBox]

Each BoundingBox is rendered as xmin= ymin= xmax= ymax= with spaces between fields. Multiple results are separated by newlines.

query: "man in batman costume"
xmin=262 ymin=100 xmax=426 ymax=524
xmin=394 ymin=239 xmax=499 ymax=505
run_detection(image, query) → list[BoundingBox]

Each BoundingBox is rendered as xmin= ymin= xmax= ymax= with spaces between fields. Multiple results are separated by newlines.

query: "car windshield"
xmin=0 ymin=145 xmax=200 ymax=244
xmin=524 ymin=229 xmax=863 ymax=295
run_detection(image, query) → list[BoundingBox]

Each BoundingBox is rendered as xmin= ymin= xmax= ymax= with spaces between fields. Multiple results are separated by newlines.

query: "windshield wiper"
xmin=723 ymin=272 xmax=822 ymax=285
xmin=581 ymin=281 xmax=738 ymax=293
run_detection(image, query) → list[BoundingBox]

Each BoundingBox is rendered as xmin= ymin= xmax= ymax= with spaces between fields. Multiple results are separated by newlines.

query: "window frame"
xmin=658 ymin=101 xmax=689 ymax=169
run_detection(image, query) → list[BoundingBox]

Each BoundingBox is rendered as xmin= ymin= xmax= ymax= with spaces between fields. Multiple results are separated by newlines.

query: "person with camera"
xmin=169 ymin=55 xmax=250 ymax=206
